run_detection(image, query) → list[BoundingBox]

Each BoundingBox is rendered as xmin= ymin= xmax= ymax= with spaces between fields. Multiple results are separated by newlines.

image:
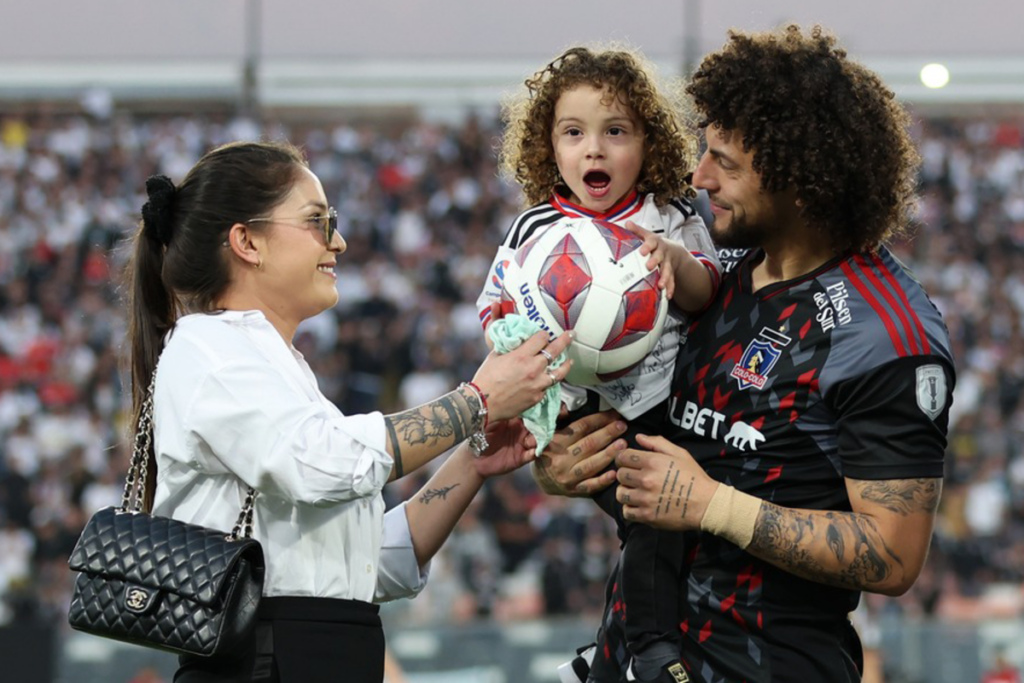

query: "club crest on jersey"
xmin=730 ymin=327 xmax=793 ymax=390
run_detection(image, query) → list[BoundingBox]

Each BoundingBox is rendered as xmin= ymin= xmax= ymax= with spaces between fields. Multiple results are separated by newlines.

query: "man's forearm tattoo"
xmin=855 ymin=479 xmax=942 ymax=515
xmin=749 ymin=503 xmax=903 ymax=591
xmin=419 ymin=484 xmax=460 ymax=504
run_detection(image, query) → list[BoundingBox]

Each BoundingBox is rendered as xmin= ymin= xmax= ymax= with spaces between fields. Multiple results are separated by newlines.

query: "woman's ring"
xmin=540 ymin=349 xmax=554 ymax=362
xmin=547 ymin=370 xmax=558 ymax=387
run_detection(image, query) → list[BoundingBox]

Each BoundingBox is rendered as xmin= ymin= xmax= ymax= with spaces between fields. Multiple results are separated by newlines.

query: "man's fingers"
xmin=574 ymin=468 xmax=618 ymax=496
xmin=615 ymin=447 xmax=650 ymax=470
xmin=561 ymin=410 xmax=620 ymax=441
xmin=579 ymin=419 xmax=627 ymax=455
xmin=636 ymin=433 xmax=696 ymax=461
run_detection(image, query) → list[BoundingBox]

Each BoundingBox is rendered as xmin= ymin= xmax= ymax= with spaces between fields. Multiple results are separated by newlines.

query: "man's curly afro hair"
xmin=687 ymin=25 xmax=920 ymax=253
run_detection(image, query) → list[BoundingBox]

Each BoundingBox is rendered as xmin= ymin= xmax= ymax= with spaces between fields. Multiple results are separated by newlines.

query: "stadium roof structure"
xmin=1 ymin=0 xmax=1022 ymax=115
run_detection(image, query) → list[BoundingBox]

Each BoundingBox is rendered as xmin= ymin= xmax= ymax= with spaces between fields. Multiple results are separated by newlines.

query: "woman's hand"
xmin=471 ymin=330 xmax=572 ymax=421
xmin=472 ymin=417 xmax=535 ymax=479
xmin=530 ymin=410 xmax=626 ymax=497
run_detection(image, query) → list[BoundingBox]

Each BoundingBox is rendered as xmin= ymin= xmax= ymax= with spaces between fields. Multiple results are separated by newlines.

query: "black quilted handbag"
xmin=67 ymin=370 xmax=265 ymax=656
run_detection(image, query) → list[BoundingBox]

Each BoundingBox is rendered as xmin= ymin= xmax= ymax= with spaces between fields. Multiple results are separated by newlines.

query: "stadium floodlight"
xmin=920 ymin=63 xmax=951 ymax=89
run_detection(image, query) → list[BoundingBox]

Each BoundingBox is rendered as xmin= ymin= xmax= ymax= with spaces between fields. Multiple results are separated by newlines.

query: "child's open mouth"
xmin=584 ymin=170 xmax=611 ymax=196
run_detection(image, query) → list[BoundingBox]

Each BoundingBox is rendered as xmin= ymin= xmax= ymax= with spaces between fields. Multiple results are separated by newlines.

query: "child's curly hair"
xmin=687 ymin=25 xmax=921 ymax=253
xmin=500 ymin=45 xmax=698 ymax=207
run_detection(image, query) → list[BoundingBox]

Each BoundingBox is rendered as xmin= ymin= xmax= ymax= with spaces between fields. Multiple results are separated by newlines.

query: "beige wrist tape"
xmin=699 ymin=484 xmax=764 ymax=549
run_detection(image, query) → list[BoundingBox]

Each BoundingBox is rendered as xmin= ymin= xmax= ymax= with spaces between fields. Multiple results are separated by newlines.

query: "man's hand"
xmin=614 ymin=433 xmax=718 ymax=530
xmin=531 ymin=410 xmax=626 ymax=496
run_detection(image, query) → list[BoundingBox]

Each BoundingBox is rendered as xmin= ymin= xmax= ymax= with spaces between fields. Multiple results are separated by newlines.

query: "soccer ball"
xmin=499 ymin=217 xmax=668 ymax=386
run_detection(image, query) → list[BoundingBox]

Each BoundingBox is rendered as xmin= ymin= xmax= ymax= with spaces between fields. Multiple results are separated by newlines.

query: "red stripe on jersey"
xmin=871 ymin=252 xmax=931 ymax=354
xmin=720 ymin=593 xmax=736 ymax=612
xmin=797 ymin=368 xmax=817 ymax=386
xmin=840 ymin=261 xmax=907 ymax=357
xmin=699 ymin=620 xmax=713 ymax=643
xmin=713 ymin=386 xmax=732 ymax=412
xmin=750 ymin=568 xmax=763 ymax=592
xmin=799 ymin=318 xmax=812 ymax=339
xmin=694 ymin=364 xmax=710 ymax=382
xmin=722 ymin=286 xmax=735 ymax=310
xmin=778 ymin=303 xmax=797 ymax=321
xmin=737 ymin=565 xmax=753 ymax=586
xmin=854 ymin=254 xmax=920 ymax=355
xmin=765 ymin=466 xmax=783 ymax=482
xmin=778 ymin=392 xmax=796 ymax=411
xmin=551 ymin=189 xmax=641 ymax=220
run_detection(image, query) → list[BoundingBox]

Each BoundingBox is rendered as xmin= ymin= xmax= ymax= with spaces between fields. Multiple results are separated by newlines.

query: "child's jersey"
xmin=477 ymin=190 xmax=721 ymax=419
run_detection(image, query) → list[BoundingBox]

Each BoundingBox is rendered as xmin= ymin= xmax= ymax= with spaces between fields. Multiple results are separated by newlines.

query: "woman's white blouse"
xmin=150 ymin=310 xmax=429 ymax=602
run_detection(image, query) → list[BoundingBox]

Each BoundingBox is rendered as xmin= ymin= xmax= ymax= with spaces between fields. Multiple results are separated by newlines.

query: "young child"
xmin=477 ymin=46 xmax=721 ymax=683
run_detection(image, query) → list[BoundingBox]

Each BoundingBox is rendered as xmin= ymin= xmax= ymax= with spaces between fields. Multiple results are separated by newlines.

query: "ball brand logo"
xmin=518 ymin=283 xmax=554 ymax=337
xmin=124 ymin=586 xmax=154 ymax=614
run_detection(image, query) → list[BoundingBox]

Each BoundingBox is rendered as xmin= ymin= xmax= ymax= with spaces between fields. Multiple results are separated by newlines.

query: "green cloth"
xmin=487 ymin=314 xmax=565 ymax=455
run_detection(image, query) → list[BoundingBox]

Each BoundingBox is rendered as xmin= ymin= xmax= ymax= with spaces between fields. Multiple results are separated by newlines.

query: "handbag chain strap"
xmin=119 ymin=366 xmax=257 ymax=540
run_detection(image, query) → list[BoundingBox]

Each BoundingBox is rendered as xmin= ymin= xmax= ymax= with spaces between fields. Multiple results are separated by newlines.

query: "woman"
xmin=127 ymin=140 xmax=571 ymax=682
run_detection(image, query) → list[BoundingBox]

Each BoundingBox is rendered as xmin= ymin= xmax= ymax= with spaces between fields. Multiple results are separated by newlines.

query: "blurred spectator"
xmin=982 ymin=649 xmax=1022 ymax=683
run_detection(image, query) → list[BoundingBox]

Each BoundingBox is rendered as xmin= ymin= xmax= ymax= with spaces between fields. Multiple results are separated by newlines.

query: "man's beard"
xmin=710 ymin=211 xmax=765 ymax=250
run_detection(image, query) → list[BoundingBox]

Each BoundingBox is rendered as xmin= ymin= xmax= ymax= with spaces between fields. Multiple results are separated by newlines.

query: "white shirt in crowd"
xmin=151 ymin=311 xmax=429 ymax=602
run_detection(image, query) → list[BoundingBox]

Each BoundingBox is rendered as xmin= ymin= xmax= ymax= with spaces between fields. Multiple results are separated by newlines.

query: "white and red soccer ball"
xmin=499 ymin=217 xmax=668 ymax=386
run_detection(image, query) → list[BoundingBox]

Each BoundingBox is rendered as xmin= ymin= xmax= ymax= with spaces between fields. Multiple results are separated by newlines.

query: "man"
xmin=537 ymin=25 xmax=955 ymax=683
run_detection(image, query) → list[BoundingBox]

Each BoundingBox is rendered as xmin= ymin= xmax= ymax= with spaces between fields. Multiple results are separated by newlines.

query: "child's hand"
xmin=624 ymin=220 xmax=688 ymax=300
xmin=624 ymin=221 xmax=714 ymax=314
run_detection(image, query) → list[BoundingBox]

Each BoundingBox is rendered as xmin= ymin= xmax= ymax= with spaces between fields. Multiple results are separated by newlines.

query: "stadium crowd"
xmin=0 ymin=106 xmax=1021 ymax=631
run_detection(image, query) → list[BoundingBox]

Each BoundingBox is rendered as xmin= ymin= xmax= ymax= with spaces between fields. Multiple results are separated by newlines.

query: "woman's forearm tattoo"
xmin=386 ymin=391 xmax=472 ymax=450
xmin=419 ymin=484 xmax=460 ymax=505
xmin=385 ymin=420 xmax=403 ymax=479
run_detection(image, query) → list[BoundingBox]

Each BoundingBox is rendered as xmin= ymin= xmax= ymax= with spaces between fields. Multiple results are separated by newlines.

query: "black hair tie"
xmin=141 ymin=175 xmax=177 ymax=247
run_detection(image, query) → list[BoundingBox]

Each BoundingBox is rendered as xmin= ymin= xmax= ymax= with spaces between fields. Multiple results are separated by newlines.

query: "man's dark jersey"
xmin=662 ymin=246 xmax=955 ymax=683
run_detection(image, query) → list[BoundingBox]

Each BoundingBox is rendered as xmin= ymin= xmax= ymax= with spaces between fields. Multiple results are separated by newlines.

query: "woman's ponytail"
xmin=126 ymin=175 xmax=179 ymax=510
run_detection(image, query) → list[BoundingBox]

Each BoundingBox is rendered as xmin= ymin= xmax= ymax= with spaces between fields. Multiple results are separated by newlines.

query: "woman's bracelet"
xmin=463 ymin=381 xmax=489 ymax=427
xmin=459 ymin=382 xmax=489 ymax=456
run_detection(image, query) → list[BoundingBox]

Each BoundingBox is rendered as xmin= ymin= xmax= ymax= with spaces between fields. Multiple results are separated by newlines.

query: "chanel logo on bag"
xmin=124 ymin=586 xmax=156 ymax=614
